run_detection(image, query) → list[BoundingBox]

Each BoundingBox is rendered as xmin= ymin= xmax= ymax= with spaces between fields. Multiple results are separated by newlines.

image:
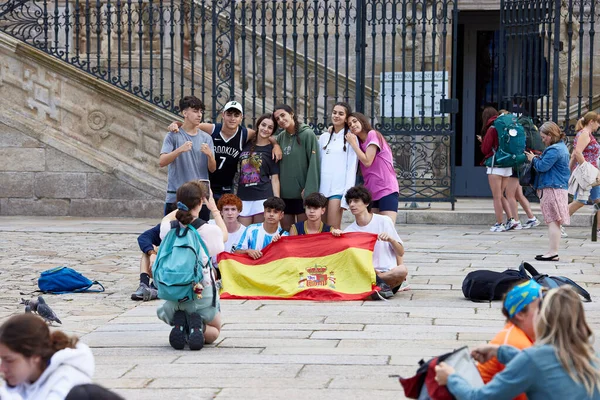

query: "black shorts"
xmin=282 ymin=198 xmax=305 ymax=215
xmin=371 ymin=192 xmax=399 ymax=212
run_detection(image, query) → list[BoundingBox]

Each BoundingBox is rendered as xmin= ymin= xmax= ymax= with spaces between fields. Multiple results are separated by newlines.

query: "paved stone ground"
xmin=0 ymin=216 xmax=599 ymax=400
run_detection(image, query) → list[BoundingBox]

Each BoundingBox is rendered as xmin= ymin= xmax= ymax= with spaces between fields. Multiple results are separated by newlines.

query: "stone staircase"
xmin=0 ymin=32 xmax=169 ymax=217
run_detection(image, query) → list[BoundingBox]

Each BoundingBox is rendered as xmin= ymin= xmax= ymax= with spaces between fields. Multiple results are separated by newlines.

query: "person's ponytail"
xmin=575 ymin=117 xmax=585 ymax=132
xmin=42 ymin=330 xmax=78 ymax=364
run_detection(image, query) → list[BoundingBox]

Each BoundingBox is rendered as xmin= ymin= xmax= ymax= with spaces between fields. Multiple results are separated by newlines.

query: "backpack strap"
xmin=550 ymin=276 xmax=592 ymax=302
xmin=519 ymin=261 xmax=541 ymax=279
xmin=188 ymin=224 xmax=217 ymax=307
xmin=190 ymin=218 xmax=207 ymax=230
xmin=49 ymin=281 xmax=105 ymax=294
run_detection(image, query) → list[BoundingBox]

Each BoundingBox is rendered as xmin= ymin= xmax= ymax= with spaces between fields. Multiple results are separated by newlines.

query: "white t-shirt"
xmin=343 ymin=213 xmax=403 ymax=272
xmin=209 ymin=220 xmax=246 ymax=266
xmin=318 ymin=128 xmax=358 ymax=209
xmin=159 ymin=219 xmax=225 ymax=259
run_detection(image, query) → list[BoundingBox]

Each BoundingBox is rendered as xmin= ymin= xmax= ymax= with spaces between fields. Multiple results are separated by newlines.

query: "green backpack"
xmin=485 ymin=114 xmax=527 ymax=168
xmin=517 ymin=115 xmax=545 ymax=153
xmin=152 ymin=219 xmax=213 ymax=304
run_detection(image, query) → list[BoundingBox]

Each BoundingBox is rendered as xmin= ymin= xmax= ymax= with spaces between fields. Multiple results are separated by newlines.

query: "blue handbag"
xmin=38 ymin=266 xmax=105 ymax=294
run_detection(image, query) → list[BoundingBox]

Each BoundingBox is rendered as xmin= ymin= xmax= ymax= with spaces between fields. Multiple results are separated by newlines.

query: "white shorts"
xmin=486 ymin=167 xmax=512 ymax=177
xmin=240 ymin=199 xmax=266 ymax=217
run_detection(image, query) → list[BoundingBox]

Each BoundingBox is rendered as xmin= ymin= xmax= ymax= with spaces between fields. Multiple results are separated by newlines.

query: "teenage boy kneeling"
xmin=343 ymin=185 xmax=408 ymax=299
xmin=235 ymin=197 xmax=289 ymax=259
xmin=289 ymin=192 xmax=342 ymax=236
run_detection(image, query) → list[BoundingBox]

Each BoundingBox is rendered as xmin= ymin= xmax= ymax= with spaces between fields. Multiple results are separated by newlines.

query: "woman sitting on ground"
xmin=477 ymin=280 xmax=542 ymax=400
xmin=0 ymin=313 xmax=95 ymax=400
xmin=435 ymin=286 xmax=600 ymax=399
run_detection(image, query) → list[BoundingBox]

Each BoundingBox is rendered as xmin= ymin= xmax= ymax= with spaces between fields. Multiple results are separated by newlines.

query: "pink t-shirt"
xmin=359 ymin=130 xmax=399 ymax=200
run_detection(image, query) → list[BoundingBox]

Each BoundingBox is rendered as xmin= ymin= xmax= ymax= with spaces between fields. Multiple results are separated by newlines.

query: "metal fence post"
xmin=355 ymin=0 xmax=367 ymax=113
xmin=551 ymin=0 xmax=561 ymax=122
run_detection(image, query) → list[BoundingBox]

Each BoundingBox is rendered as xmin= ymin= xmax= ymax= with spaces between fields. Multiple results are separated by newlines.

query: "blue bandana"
xmin=504 ymin=280 xmax=543 ymax=318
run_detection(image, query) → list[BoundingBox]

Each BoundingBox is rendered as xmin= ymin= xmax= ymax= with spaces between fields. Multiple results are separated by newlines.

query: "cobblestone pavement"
xmin=0 ymin=217 xmax=599 ymax=400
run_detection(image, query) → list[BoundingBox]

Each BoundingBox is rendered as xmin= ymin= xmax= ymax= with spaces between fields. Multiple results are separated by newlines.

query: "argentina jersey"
xmin=236 ymin=223 xmax=289 ymax=251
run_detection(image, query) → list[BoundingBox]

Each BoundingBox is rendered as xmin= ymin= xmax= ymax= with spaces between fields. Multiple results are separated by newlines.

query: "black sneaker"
xmin=169 ymin=311 xmax=187 ymax=350
xmin=187 ymin=312 xmax=205 ymax=351
xmin=371 ymin=276 xmax=394 ymax=300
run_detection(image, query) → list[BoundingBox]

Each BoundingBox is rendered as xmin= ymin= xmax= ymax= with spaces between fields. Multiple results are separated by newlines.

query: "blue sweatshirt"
xmin=448 ymin=345 xmax=600 ymax=400
xmin=137 ymin=224 xmax=162 ymax=254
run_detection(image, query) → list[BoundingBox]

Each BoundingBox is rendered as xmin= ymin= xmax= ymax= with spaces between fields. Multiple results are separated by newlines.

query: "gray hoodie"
xmin=0 ymin=342 xmax=94 ymax=400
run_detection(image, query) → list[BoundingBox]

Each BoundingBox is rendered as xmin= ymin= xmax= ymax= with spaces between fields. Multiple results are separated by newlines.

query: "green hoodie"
xmin=276 ymin=123 xmax=321 ymax=199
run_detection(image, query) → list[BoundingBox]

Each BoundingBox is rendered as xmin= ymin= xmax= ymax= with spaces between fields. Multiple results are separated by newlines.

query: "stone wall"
xmin=0 ymin=32 xmax=170 ymax=217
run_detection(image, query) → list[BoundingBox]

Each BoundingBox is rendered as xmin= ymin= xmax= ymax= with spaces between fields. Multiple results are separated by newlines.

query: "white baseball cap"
xmin=223 ymin=100 xmax=243 ymax=114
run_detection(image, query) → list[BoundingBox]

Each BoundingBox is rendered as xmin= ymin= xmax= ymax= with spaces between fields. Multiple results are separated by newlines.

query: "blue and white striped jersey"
xmin=235 ymin=223 xmax=289 ymax=251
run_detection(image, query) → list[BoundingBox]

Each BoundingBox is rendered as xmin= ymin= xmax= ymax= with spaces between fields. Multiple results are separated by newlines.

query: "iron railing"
xmin=0 ymin=0 xmax=459 ymax=204
xmin=498 ymin=0 xmax=600 ymax=135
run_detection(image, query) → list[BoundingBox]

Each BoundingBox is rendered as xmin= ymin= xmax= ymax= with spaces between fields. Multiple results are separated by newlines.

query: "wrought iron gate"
xmin=0 ymin=0 xmax=458 ymax=204
xmin=498 ymin=0 xmax=600 ymax=135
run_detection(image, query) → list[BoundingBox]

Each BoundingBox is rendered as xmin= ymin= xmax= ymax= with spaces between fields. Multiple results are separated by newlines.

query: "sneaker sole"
xmin=169 ymin=311 xmax=187 ymax=350
xmin=187 ymin=313 xmax=204 ymax=351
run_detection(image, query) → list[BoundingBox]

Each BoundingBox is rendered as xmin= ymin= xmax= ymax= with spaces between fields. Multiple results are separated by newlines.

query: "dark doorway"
xmin=454 ymin=11 xmax=500 ymax=197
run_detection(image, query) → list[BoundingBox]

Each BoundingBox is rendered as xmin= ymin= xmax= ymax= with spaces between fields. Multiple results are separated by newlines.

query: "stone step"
xmin=342 ymin=198 xmax=598 ymax=227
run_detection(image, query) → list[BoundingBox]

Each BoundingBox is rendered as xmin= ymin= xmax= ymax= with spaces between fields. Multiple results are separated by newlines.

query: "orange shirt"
xmin=477 ymin=322 xmax=533 ymax=400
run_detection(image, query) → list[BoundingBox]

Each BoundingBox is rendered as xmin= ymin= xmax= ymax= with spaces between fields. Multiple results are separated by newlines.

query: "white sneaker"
xmin=505 ymin=218 xmax=520 ymax=231
xmin=560 ymin=225 xmax=568 ymax=238
xmin=522 ymin=217 xmax=540 ymax=229
xmin=490 ymin=223 xmax=507 ymax=232
xmin=513 ymin=221 xmax=523 ymax=230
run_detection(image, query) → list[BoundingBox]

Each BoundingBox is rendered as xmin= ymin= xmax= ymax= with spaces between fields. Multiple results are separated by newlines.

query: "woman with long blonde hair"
xmin=435 ymin=286 xmax=600 ymax=399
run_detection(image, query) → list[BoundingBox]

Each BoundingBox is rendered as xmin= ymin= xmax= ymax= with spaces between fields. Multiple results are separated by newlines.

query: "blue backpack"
xmin=485 ymin=113 xmax=527 ymax=168
xmin=38 ymin=267 xmax=105 ymax=294
xmin=152 ymin=219 xmax=213 ymax=304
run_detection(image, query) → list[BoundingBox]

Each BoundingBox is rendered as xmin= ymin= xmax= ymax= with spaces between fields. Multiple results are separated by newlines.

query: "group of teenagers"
xmin=481 ymin=108 xmax=600 ymax=261
xmin=131 ymin=95 xmax=408 ymax=350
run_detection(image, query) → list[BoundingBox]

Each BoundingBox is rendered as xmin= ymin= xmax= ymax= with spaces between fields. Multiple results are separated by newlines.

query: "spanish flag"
xmin=218 ymin=232 xmax=377 ymax=301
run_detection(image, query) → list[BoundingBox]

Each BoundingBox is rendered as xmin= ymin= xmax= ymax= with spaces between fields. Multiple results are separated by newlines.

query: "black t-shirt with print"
xmin=236 ymin=143 xmax=279 ymax=201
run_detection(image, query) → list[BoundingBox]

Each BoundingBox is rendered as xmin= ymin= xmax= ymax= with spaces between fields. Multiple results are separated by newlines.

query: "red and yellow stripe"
xmin=218 ymin=232 xmax=377 ymax=301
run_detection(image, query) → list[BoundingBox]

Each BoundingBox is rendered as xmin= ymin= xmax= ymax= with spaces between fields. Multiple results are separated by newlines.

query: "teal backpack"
xmin=485 ymin=113 xmax=527 ymax=168
xmin=152 ymin=219 xmax=214 ymax=304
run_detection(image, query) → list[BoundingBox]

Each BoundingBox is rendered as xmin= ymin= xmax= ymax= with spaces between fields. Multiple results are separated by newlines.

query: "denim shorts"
xmin=575 ymin=185 xmax=600 ymax=204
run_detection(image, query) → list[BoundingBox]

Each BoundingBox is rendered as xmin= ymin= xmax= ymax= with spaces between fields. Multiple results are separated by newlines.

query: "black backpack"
xmin=517 ymin=115 xmax=545 ymax=153
xmin=519 ymin=262 xmax=591 ymax=302
xmin=462 ymin=269 xmax=527 ymax=302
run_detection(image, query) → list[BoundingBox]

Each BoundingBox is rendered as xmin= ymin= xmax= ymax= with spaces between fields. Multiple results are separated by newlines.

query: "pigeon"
xmin=20 ymin=297 xmax=39 ymax=312
xmin=25 ymin=305 xmax=32 ymax=313
xmin=36 ymin=296 xmax=62 ymax=325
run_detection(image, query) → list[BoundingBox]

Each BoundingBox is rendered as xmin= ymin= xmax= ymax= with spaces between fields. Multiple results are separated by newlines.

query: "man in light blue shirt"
xmin=235 ymin=197 xmax=288 ymax=259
